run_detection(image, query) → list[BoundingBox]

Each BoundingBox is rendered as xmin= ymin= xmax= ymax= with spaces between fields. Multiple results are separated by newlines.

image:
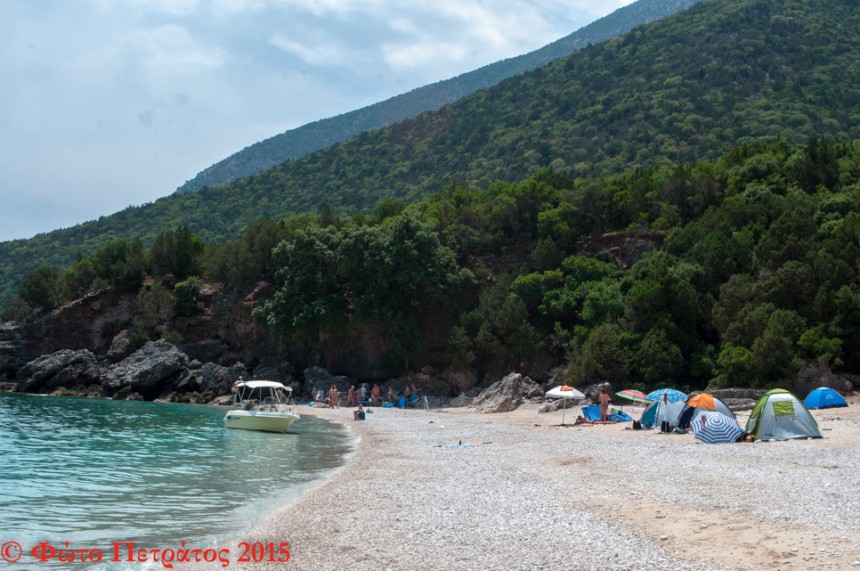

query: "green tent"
xmin=746 ymin=389 xmax=822 ymax=442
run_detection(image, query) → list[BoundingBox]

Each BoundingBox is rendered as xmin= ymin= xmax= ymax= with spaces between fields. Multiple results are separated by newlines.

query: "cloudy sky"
xmin=0 ymin=0 xmax=634 ymax=242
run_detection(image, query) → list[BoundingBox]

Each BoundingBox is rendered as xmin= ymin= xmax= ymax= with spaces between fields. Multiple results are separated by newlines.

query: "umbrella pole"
xmin=562 ymin=398 xmax=566 ymax=425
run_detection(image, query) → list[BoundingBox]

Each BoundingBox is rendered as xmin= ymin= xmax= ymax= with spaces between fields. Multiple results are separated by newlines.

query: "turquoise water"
xmin=0 ymin=394 xmax=352 ymax=570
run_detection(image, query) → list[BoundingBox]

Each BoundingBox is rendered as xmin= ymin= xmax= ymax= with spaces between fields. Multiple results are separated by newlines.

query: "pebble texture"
xmin=191 ymin=402 xmax=860 ymax=571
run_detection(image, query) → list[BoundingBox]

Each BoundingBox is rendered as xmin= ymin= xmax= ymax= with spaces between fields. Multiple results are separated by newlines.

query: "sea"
xmin=0 ymin=393 xmax=353 ymax=571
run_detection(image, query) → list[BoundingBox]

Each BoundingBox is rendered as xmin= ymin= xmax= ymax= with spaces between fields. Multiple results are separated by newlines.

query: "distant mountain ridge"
xmin=174 ymin=0 xmax=705 ymax=195
xmin=1 ymin=0 xmax=858 ymax=308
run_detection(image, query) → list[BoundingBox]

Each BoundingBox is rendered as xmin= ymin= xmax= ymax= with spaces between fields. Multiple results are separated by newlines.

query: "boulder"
xmin=180 ymin=340 xmax=229 ymax=363
xmin=303 ymin=366 xmax=352 ymax=400
xmin=709 ymin=388 xmax=764 ymax=411
xmin=538 ymin=399 xmax=565 ymax=414
xmin=472 ymin=372 xmax=542 ymax=413
xmin=102 ymin=340 xmax=189 ymax=400
xmin=0 ymin=323 xmax=27 ymax=373
xmin=197 ymin=362 xmax=249 ymax=397
xmin=107 ymin=329 xmax=134 ymax=362
xmin=17 ymin=349 xmax=102 ymax=394
xmin=252 ymin=358 xmax=295 ymax=383
xmin=793 ymin=362 xmax=854 ymax=397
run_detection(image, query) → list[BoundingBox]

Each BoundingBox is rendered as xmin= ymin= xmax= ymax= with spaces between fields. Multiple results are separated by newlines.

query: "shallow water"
xmin=0 ymin=394 xmax=352 ymax=570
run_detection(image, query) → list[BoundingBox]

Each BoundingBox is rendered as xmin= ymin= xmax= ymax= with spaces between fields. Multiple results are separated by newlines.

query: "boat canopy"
xmin=236 ymin=380 xmax=292 ymax=391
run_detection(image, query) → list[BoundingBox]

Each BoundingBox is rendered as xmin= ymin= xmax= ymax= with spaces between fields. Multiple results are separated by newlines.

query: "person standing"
xmin=347 ymin=386 xmax=355 ymax=407
xmin=598 ymin=387 xmax=611 ymax=422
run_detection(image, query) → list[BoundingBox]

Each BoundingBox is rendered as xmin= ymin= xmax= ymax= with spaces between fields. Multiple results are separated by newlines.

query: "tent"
xmin=581 ymin=405 xmax=632 ymax=423
xmin=803 ymin=387 xmax=848 ymax=410
xmin=677 ymin=393 xmax=737 ymax=430
xmin=746 ymin=389 xmax=822 ymax=441
xmin=639 ymin=399 xmax=685 ymax=430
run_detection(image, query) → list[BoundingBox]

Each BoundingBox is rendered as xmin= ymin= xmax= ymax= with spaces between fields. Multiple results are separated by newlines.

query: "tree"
xmin=634 ymin=327 xmax=683 ymax=383
xmin=172 ymin=277 xmax=203 ymax=317
xmin=570 ymin=322 xmax=631 ymax=385
xmin=18 ymin=266 xmax=60 ymax=312
xmin=92 ymin=238 xmax=146 ymax=288
xmin=150 ymin=226 xmax=205 ymax=279
xmin=62 ymin=259 xmax=98 ymax=300
xmin=255 ymin=225 xmax=346 ymax=339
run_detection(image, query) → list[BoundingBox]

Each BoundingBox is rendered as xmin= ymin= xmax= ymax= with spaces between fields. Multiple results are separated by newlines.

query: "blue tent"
xmin=803 ymin=387 xmax=848 ymax=409
xmin=581 ymin=405 xmax=632 ymax=422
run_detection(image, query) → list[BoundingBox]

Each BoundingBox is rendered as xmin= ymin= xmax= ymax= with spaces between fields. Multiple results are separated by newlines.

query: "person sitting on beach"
xmin=598 ymin=387 xmax=611 ymax=422
xmin=353 ymin=405 xmax=365 ymax=421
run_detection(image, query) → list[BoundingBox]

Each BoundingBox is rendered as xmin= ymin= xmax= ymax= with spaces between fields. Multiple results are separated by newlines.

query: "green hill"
xmin=1 ymin=0 xmax=858 ymax=305
xmin=174 ymin=0 xmax=706 ymax=195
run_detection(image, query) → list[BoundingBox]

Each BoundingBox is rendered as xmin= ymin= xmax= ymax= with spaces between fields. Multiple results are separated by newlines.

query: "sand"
xmin=206 ymin=396 xmax=860 ymax=571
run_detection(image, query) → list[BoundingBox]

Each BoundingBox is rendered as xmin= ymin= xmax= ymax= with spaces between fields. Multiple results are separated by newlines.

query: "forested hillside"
xmin=175 ymin=0 xmax=705 ymax=195
xmin=1 ymin=0 xmax=857 ymax=305
xmin=9 ymin=139 xmax=860 ymax=392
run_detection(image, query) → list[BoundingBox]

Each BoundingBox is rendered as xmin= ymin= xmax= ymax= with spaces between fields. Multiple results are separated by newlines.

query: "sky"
xmin=0 ymin=0 xmax=634 ymax=242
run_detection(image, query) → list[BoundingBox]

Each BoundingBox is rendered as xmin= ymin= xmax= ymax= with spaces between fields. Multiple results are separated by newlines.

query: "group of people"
xmin=344 ymin=383 xmax=420 ymax=408
xmin=317 ymin=382 xmax=421 ymax=410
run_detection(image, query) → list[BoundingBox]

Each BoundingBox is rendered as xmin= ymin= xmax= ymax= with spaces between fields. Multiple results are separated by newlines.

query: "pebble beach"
xmin=219 ymin=397 xmax=860 ymax=571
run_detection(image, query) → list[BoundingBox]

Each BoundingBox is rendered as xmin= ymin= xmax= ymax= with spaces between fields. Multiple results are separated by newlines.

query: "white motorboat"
xmin=224 ymin=380 xmax=300 ymax=433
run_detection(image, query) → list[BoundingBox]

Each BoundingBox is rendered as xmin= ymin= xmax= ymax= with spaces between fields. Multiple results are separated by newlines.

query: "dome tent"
xmin=803 ymin=387 xmax=848 ymax=410
xmin=746 ymin=389 xmax=822 ymax=442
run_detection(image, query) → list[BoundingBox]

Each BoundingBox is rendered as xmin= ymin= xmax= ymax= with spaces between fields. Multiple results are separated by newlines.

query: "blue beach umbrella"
xmin=690 ymin=410 xmax=743 ymax=444
xmin=646 ymin=388 xmax=687 ymax=404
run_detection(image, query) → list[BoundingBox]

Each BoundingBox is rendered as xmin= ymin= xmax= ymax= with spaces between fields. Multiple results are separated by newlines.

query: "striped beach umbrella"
xmin=615 ymin=389 xmax=652 ymax=404
xmin=690 ymin=410 xmax=743 ymax=444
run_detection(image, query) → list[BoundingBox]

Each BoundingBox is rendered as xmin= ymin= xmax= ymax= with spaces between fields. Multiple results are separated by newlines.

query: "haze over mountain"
xmin=174 ymin=0 xmax=705 ymax=195
xmin=1 ymin=0 xmax=858 ymax=306
xmin=2 ymin=1 xmax=643 ymax=243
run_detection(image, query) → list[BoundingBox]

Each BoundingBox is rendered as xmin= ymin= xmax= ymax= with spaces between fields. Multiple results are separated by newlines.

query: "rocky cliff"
xmin=0 ymin=280 xmax=466 ymax=402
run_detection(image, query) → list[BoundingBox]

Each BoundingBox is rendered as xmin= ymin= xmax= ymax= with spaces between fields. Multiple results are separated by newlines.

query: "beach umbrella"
xmin=690 ymin=410 xmax=743 ymax=444
xmin=616 ymin=389 xmax=652 ymax=404
xmin=546 ymin=385 xmax=585 ymax=425
xmin=646 ymin=388 xmax=687 ymax=404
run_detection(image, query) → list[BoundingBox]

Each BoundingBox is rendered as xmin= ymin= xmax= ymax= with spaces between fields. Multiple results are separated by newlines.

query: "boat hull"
xmin=223 ymin=410 xmax=299 ymax=433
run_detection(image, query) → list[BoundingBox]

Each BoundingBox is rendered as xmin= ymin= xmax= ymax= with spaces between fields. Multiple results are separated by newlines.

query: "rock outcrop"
xmin=794 ymin=362 xmax=855 ymax=397
xmin=472 ymin=372 xmax=543 ymax=413
xmin=102 ymin=340 xmax=190 ymax=400
xmin=16 ymin=349 xmax=102 ymax=394
xmin=303 ymin=366 xmax=352 ymax=401
xmin=0 ymin=323 xmax=26 ymax=380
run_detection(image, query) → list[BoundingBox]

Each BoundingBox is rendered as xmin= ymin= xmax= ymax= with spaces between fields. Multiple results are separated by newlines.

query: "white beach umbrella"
xmin=546 ymin=385 xmax=586 ymax=425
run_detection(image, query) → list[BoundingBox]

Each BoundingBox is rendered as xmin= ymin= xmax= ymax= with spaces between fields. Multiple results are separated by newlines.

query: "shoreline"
xmin=200 ymin=399 xmax=860 ymax=571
